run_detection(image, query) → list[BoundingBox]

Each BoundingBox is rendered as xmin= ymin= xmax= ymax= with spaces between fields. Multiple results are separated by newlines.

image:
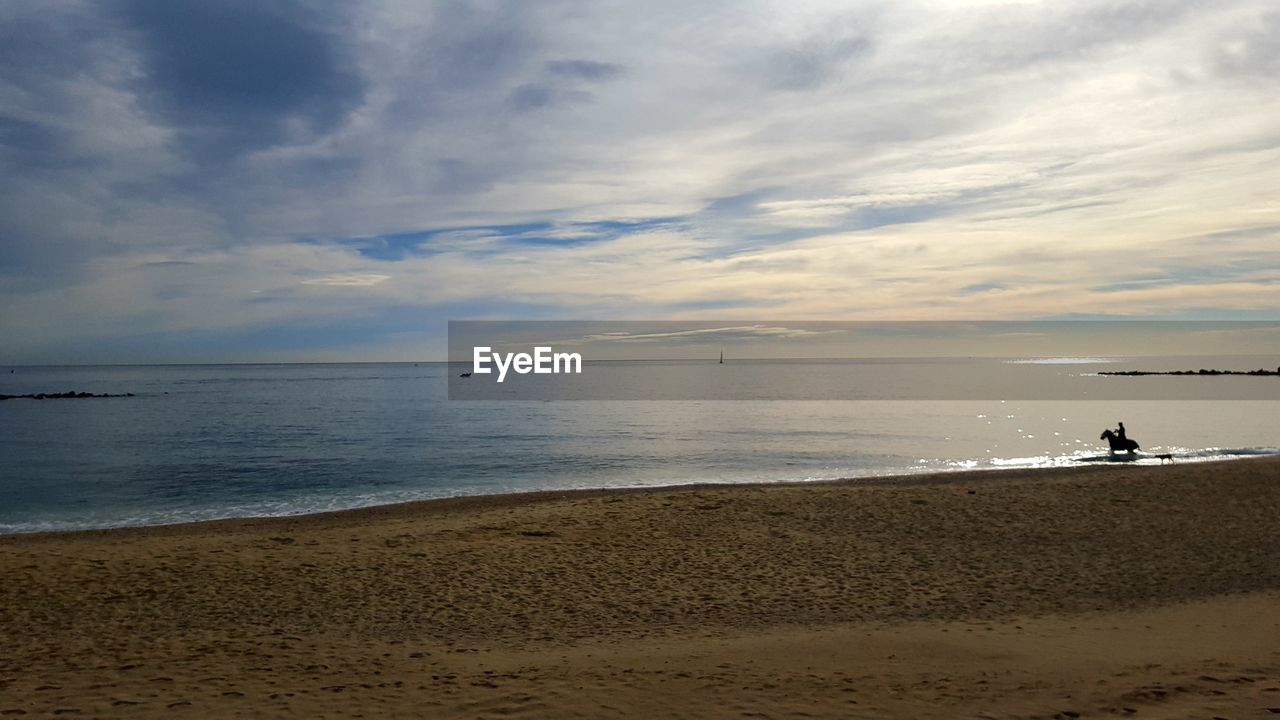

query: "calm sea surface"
xmin=1 ymin=357 xmax=1276 ymax=534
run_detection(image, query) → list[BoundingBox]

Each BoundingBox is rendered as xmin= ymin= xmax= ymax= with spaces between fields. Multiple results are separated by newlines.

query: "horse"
xmin=1100 ymin=429 xmax=1139 ymax=455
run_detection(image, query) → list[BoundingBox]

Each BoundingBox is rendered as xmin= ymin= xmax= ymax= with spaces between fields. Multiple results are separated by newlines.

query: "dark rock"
xmin=1100 ymin=367 xmax=1279 ymax=377
xmin=0 ymin=391 xmax=136 ymax=401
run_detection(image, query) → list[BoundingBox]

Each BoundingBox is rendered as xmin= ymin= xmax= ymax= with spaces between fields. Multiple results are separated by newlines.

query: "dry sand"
xmin=1 ymin=457 xmax=1278 ymax=718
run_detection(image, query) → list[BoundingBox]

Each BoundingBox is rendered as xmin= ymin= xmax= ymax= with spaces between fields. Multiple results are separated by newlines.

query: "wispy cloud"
xmin=300 ymin=273 xmax=391 ymax=287
xmin=1 ymin=0 xmax=1277 ymax=362
xmin=581 ymin=325 xmax=844 ymax=344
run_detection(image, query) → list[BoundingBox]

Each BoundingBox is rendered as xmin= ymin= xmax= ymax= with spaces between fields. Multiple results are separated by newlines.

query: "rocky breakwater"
xmin=0 ymin=391 xmax=135 ymax=400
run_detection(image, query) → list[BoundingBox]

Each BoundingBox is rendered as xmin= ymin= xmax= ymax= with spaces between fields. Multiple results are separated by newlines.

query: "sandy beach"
xmin=1 ymin=457 xmax=1278 ymax=718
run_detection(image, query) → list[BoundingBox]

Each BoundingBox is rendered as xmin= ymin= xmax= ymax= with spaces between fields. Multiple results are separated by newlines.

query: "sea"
xmin=1 ymin=356 xmax=1277 ymax=534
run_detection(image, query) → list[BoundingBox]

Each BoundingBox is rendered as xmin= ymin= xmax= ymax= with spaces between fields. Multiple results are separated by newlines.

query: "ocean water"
xmin=1 ymin=358 xmax=1276 ymax=534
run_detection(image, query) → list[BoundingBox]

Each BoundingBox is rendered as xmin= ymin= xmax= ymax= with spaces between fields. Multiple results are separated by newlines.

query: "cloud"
xmin=300 ymin=273 xmax=391 ymax=287
xmin=1 ymin=0 xmax=1278 ymax=362
xmin=546 ymin=59 xmax=624 ymax=81
xmin=755 ymin=34 xmax=872 ymax=92
xmin=117 ymin=0 xmax=366 ymax=159
xmin=580 ymin=325 xmax=843 ymax=344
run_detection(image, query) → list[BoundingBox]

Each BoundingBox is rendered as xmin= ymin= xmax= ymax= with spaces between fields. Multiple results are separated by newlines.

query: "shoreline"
xmin=4 ymin=453 xmax=1275 ymax=541
xmin=2 ymin=456 xmax=1277 ymax=717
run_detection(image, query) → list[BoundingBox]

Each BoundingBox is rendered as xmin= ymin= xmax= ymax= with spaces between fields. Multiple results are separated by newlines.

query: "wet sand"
xmin=1 ymin=457 xmax=1278 ymax=718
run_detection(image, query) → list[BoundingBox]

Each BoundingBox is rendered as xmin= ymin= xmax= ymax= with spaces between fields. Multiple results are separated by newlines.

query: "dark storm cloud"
xmin=117 ymin=0 xmax=366 ymax=159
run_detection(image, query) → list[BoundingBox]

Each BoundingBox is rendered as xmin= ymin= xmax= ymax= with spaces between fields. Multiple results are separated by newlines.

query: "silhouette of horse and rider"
xmin=1100 ymin=421 xmax=1140 ymax=455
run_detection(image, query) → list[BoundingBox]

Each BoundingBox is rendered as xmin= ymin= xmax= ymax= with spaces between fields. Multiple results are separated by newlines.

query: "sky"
xmin=1 ymin=0 xmax=1278 ymax=363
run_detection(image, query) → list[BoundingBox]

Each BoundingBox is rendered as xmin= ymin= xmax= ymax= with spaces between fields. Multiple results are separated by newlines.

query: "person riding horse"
xmin=1101 ymin=421 xmax=1139 ymax=455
